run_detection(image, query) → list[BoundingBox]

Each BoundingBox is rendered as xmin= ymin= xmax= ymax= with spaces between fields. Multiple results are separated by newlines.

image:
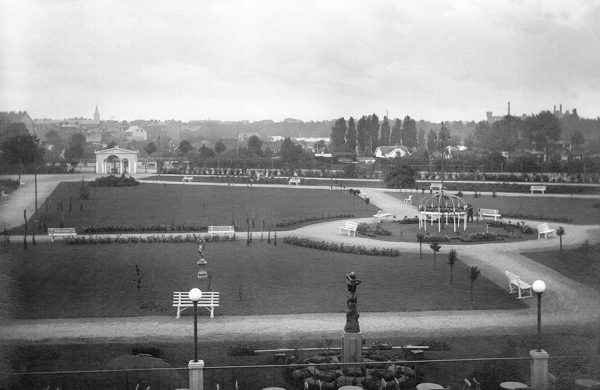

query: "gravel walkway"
xmin=1 ymin=177 xmax=599 ymax=343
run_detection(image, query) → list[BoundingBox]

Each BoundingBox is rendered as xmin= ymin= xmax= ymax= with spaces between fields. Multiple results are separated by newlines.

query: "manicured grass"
xmin=3 ymin=241 xmax=523 ymax=319
xmin=144 ymin=175 xmax=386 ymax=188
xmin=388 ymin=192 xmax=600 ymax=224
xmin=22 ymin=182 xmax=374 ymax=233
xmin=523 ymin=243 xmax=600 ymax=292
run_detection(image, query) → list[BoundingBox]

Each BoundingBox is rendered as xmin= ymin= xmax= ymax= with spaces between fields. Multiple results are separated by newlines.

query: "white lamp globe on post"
xmin=189 ymin=288 xmax=203 ymax=362
xmin=532 ymin=280 xmax=546 ymax=351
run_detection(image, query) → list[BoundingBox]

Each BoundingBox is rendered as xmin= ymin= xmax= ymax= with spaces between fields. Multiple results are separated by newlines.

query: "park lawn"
xmin=22 ymin=182 xmax=374 ymax=234
xmin=523 ymin=243 xmax=600 ymax=292
xmin=358 ymin=219 xmax=537 ymax=245
xmin=143 ymin=175 xmax=386 ymax=188
xmin=387 ymin=192 xmax=600 ymax=224
xmin=3 ymin=240 xmax=523 ymax=319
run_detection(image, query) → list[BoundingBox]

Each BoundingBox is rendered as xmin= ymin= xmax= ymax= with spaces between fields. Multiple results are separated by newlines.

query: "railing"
xmin=3 ymin=355 xmax=595 ymax=390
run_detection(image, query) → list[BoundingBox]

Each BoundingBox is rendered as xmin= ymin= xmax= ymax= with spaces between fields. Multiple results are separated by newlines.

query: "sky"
xmin=1 ymin=0 xmax=600 ymax=123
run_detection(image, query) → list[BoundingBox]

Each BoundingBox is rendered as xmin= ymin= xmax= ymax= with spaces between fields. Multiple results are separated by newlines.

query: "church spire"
xmin=94 ymin=105 xmax=100 ymax=121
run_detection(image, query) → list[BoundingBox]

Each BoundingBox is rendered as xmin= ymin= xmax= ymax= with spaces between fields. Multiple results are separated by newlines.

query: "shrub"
xmin=469 ymin=231 xmax=498 ymax=241
xmin=65 ymin=233 xmax=236 ymax=245
xmin=274 ymin=213 xmax=354 ymax=228
xmin=395 ymin=216 xmax=419 ymax=224
xmin=283 ymin=236 xmax=400 ymax=256
xmin=422 ymin=233 xmax=450 ymax=242
xmin=91 ymin=174 xmax=139 ymax=187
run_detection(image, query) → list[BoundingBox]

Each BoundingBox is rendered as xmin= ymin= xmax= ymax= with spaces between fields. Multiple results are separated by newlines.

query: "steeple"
xmin=94 ymin=105 xmax=100 ymax=121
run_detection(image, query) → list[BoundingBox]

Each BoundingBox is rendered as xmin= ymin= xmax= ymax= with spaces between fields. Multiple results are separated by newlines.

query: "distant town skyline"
xmin=2 ymin=0 xmax=600 ymax=122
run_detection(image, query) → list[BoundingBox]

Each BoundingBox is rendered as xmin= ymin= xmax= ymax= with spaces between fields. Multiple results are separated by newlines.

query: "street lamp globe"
xmin=532 ymin=280 xmax=546 ymax=294
xmin=189 ymin=288 xmax=203 ymax=302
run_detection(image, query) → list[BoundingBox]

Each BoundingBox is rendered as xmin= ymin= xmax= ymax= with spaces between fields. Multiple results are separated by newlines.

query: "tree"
xmin=417 ymin=128 xmax=426 ymax=152
xmin=379 ymin=116 xmax=391 ymax=146
xmin=524 ymin=111 xmax=561 ymax=149
xmin=247 ymin=135 xmax=263 ymax=156
xmin=402 ymin=115 xmax=417 ymax=149
xmin=368 ymin=114 xmax=380 ymax=153
xmin=381 ymin=157 xmax=416 ymax=189
xmin=107 ymin=140 xmax=118 ymax=149
xmin=215 ymin=139 xmax=226 ymax=153
xmin=330 ymin=117 xmax=347 ymax=150
xmin=0 ymin=122 xmax=28 ymax=145
xmin=346 ymin=117 xmax=357 ymax=152
xmin=198 ymin=144 xmax=215 ymax=158
xmin=447 ymin=249 xmax=457 ymax=285
xmin=467 ymin=266 xmax=481 ymax=301
xmin=64 ymin=133 xmax=86 ymax=167
xmin=417 ymin=232 xmax=425 ymax=258
xmin=571 ymin=131 xmax=585 ymax=146
xmin=144 ymin=141 xmax=157 ymax=157
xmin=438 ymin=122 xmax=451 ymax=149
xmin=279 ymin=137 xmax=302 ymax=163
xmin=557 ymin=226 xmax=565 ymax=256
xmin=356 ymin=116 xmax=369 ymax=155
xmin=0 ymin=134 xmax=44 ymax=178
xmin=178 ymin=139 xmax=193 ymax=154
xmin=426 ymin=129 xmax=437 ymax=152
xmin=430 ymin=241 xmax=441 ymax=270
xmin=390 ymin=119 xmax=402 ymax=145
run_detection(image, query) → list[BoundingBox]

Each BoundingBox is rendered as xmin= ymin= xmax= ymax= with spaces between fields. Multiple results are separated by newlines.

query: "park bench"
xmin=339 ymin=221 xmax=358 ymax=237
xmin=288 ymin=177 xmax=301 ymax=185
xmin=505 ymin=271 xmax=533 ymax=299
xmin=173 ymin=291 xmax=220 ymax=319
xmin=537 ymin=223 xmax=555 ymax=239
xmin=208 ymin=225 xmax=235 ymax=238
xmin=47 ymin=227 xmax=77 ymax=242
xmin=530 ymin=185 xmax=546 ymax=194
xmin=182 ymin=176 xmax=194 ymax=183
xmin=403 ymin=194 xmax=413 ymax=205
xmin=358 ymin=191 xmax=368 ymax=200
xmin=373 ymin=210 xmax=392 ymax=221
xmin=478 ymin=208 xmax=501 ymax=221
xmin=0 ymin=190 xmax=8 ymax=200
xmin=430 ymin=183 xmax=443 ymax=193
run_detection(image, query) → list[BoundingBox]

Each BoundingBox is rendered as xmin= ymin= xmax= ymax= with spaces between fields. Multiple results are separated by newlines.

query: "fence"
xmin=4 ymin=353 xmax=596 ymax=390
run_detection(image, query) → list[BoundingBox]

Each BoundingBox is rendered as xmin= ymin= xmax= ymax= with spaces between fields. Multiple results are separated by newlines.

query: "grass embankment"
xmin=3 ymin=240 xmax=523 ymax=319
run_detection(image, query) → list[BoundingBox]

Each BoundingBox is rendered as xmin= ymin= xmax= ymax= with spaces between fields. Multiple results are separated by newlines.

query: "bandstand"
xmin=95 ymin=147 xmax=138 ymax=175
xmin=418 ymin=190 xmax=468 ymax=233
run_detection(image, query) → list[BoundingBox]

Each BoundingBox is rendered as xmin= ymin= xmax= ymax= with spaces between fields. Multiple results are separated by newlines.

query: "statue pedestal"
xmin=341 ymin=331 xmax=362 ymax=366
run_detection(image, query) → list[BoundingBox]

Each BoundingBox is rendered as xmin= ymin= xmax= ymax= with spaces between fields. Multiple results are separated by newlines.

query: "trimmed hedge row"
xmin=283 ymin=236 xmax=400 ymax=256
xmin=65 ymin=233 xmax=236 ymax=245
xmin=274 ymin=214 xmax=355 ymax=228
xmin=91 ymin=175 xmax=139 ymax=187
xmin=83 ymin=224 xmax=208 ymax=234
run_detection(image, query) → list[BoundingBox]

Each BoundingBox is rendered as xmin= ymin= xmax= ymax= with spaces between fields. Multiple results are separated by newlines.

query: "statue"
xmin=197 ymin=237 xmax=206 ymax=263
xmin=344 ymin=272 xmax=361 ymax=333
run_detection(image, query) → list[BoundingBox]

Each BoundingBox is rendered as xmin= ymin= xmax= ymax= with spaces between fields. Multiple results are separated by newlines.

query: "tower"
xmin=94 ymin=106 xmax=100 ymax=121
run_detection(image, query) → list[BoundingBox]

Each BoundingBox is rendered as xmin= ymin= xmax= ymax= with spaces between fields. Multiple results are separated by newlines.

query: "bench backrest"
xmin=537 ymin=223 xmax=550 ymax=232
xmin=208 ymin=226 xmax=234 ymax=232
xmin=289 ymin=177 xmax=301 ymax=183
xmin=48 ymin=228 xmax=76 ymax=234
xmin=531 ymin=185 xmax=546 ymax=189
xmin=344 ymin=221 xmax=358 ymax=231
xmin=173 ymin=291 xmax=220 ymax=306
xmin=505 ymin=271 xmax=520 ymax=283
xmin=479 ymin=208 xmax=499 ymax=215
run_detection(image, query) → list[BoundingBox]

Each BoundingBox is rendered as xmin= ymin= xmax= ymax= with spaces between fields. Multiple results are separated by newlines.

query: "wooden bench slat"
xmin=173 ymin=291 xmax=220 ymax=319
xmin=479 ymin=208 xmax=501 ymax=221
xmin=339 ymin=221 xmax=358 ymax=237
xmin=505 ymin=271 xmax=532 ymax=299
xmin=537 ymin=223 xmax=555 ymax=239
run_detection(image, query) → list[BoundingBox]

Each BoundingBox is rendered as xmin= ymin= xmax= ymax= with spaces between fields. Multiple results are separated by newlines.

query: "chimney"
xmin=508 ymin=101 xmax=511 ymax=116
xmin=560 ymin=104 xmax=562 ymax=114
xmin=554 ymin=105 xmax=556 ymax=115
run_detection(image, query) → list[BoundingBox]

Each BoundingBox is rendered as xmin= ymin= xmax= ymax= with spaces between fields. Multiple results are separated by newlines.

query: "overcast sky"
xmin=1 ymin=0 xmax=599 ymax=122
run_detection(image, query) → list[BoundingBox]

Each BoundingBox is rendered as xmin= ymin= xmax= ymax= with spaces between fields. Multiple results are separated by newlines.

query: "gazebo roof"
xmin=418 ymin=191 xmax=467 ymax=212
xmin=95 ymin=146 xmax=138 ymax=155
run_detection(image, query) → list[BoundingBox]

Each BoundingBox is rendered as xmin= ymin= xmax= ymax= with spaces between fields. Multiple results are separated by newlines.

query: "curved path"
xmin=1 ymin=176 xmax=600 ymax=343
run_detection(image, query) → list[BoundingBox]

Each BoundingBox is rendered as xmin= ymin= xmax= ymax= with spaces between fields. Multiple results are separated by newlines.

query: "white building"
xmin=123 ymin=126 xmax=148 ymax=142
xmin=374 ymin=145 xmax=411 ymax=158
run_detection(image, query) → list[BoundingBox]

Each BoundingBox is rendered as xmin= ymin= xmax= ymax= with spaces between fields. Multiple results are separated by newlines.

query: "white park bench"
xmin=47 ymin=227 xmax=77 ymax=242
xmin=537 ymin=223 xmax=555 ymax=239
xmin=430 ymin=183 xmax=443 ymax=193
xmin=358 ymin=192 xmax=368 ymax=200
xmin=373 ymin=210 xmax=392 ymax=221
xmin=0 ymin=190 xmax=8 ymax=200
xmin=208 ymin=225 xmax=235 ymax=238
xmin=173 ymin=291 xmax=220 ymax=319
xmin=403 ymin=194 xmax=413 ymax=205
xmin=530 ymin=185 xmax=546 ymax=194
xmin=182 ymin=176 xmax=194 ymax=183
xmin=505 ymin=271 xmax=533 ymax=299
xmin=288 ymin=177 xmax=301 ymax=185
xmin=479 ymin=208 xmax=501 ymax=221
xmin=339 ymin=221 xmax=358 ymax=237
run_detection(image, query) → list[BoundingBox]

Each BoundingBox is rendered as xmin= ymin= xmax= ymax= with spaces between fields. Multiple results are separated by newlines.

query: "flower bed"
xmin=283 ymin=236 xmax=400 ymax=256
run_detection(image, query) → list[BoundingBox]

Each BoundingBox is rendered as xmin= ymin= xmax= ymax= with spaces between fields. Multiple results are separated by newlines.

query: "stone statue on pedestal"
xmin=344 ymin=272 xmax=361 ymax=333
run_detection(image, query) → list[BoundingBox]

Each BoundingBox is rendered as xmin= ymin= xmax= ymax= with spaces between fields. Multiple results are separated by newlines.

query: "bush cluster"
xmin=65 ymin=233 xmax=235 ymax=245
xmin=274 ymin=213 xmax=354 ymax=228
xmin=283 ymin=236 xmax=400 ymax=256
xmin=422 ymin=233 xmax=451 ymax=242
xmin=83 ymin=223 xmax=208 ymax=234
xmin=91 ymin=175 xmax=139 ymax=187
xmin=469 ymin=232 xmax=498 ymax=241
xmin=501 ymin=212 xmax=571 ymax=223
xmin=357 ymin=223 xmax=392 ymax=237
xmin=395 ymin=216 xmax=419 ymax=224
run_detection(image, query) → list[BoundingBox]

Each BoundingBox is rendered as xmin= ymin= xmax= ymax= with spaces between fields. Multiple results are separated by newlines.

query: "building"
xmin=122 ymin=126 xmax=148 ymax=142
xmin=95 ymin=146 xmax=138 ymax=174
xmin=238 ymin=132 xmax=261 ymax=141
xmin=374 ymin=145 xmax=411 ymax=159
xmin=0 ymin=111 xmax=35 ymax=135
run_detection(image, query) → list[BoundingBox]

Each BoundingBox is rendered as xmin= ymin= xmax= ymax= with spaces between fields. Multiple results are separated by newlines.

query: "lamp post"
xmin=532 ymin=280 xmax=546 ymax=351
xmin=189 ymin=288 xmax=203 ymax=362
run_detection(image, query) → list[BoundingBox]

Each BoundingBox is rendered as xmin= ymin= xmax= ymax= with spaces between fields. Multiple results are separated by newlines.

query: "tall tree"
xmin=390 ymin=118 xmax=402 ymax=145
xmin=402 ymin=115 xmax=417 ymax=149
xmin=417 ymin=128 xmax=426 ymax=152
xmin=346 ymin=117 xmax=357 ymax=153
xmin=0 ymin=134 xmax=44 ymax=177
xmin=330 ymin=117 xmax=347 ymax=150
xmin=438 ymin=122 xmax=451 ymax=149
xmin=177 ymin=139 xmax=193 ymax=154
xmin=367 ymin=114 xmax=380 ymax=153
xmin=426 ymin=129 xmax=437 ymax=152
xmin=247 ymin=135 xmax=263 ymax=156
xmin=198 ymin=144 xmax=215 ymax=158
xmin=571 ymin=131 xmax=585 ymax=146
xmin=524 ymin=111 xmax=561 ymax=149
xmin=214 ymin=139 xmax=226 ymax=153
xmin=64 ymin=133 xmax=86 ymax=167
xmin=382 ymin=157 xmax=416 ymax=189
xmin=379 ymin=116 xmax=391 ymax=146
xmin=279 ymin=137 xmax=302 ymax=162
xmin=356 ymin=116 xmax=369 ymax=155
xmin=144 ymin=141 xmax=157 ymax=157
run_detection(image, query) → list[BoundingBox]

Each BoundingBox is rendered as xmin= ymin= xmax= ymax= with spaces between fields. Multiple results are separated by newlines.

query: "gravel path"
xmin=1 ymin=177 xmax=599 ymax=343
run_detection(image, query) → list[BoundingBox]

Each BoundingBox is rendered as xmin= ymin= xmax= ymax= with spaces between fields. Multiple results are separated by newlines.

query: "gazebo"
xmin=95 ymin=147 xmax=138 ymax=175
xmin=418 ymin=190 xmax=468 ymax=232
